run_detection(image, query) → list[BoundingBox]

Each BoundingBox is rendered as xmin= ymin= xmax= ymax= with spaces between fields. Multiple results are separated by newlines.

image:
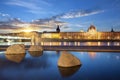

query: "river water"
xmin=0 ymin=51 xmax=120 ymax=80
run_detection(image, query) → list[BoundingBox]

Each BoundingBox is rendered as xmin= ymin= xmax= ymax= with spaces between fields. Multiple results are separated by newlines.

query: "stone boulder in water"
xmin=5 ymin=44 xmax=26 ymax=63
xmin=58 ymin=51 xmax=81 ymax=67
xmin=28 ymin=45 xmax=43 ymax=57
xmin=5 ymin=54 xmax=25 ymax=63
xmin=6 ymin=44 xmax=25 ymax=54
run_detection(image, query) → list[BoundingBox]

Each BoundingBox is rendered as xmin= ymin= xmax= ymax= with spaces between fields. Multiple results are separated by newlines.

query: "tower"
xmin=56 ymin=25 xmax=60 ymax=33
xmin=111 ymin=28 xmax=114 ymax=32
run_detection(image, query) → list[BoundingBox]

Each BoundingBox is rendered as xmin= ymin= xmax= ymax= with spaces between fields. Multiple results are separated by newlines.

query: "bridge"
xmin=0 ymin=36 xmax=30 ymax=39
xmin=0 ymin=36 xmax=31 ymax=42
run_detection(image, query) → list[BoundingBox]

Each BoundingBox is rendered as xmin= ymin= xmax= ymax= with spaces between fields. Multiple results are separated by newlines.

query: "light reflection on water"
xmin=0 ymin=51 xmax=120 ymax=80
xmin=0 ymin=42 xmax=120 ymax=46
xmin=0 ymin=42 xmax=31 ymax=45
xmin=42 ymin=42 xmax=120 ymax=46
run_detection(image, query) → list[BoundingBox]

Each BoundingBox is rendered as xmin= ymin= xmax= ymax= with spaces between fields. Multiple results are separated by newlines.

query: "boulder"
xmin=28 ymin=45 xmax=43 ymax=57
xmin=28 ymin=45 xmax=43 ymax=51
xmin=6 ymin=44 xmax=25 ymax=54
xmin=58 ymin=51 xmax=81 ymax=67
xmin=5 ymin=54 xmax=25 ymax=63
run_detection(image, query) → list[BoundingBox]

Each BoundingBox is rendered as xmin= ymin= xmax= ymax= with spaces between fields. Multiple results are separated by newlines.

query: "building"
xmin=41 ymin=25 xmax=120 ymax=40
xmin=40 ymin=25 xmax=120 ymax=46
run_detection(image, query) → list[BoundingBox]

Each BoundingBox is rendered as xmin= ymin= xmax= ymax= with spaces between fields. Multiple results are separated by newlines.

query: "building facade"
xmin=41 ymin=25 xmax=120 ymax=40
xmin=40 ymin=25 xmax=120 ymax=46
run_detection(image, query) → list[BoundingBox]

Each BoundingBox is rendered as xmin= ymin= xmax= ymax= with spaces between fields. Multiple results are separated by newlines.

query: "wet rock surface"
xmin=58 ymin=51 xmax=81 ymax=67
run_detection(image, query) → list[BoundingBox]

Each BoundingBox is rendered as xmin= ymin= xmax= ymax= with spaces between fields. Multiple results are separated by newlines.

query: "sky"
xmin=0 ymin=0 xmax=120 ymax=33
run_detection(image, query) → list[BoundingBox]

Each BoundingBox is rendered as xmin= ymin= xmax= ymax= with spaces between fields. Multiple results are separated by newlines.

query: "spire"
xmin=56 ymin=25 xmax=60 ymax=33
xmin=111 ymin=28 xmax=114 ymax=32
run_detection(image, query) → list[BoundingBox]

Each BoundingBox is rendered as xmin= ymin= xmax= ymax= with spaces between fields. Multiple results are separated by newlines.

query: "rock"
xmin=28 ymin=45 xmax=43 ymax=51
xmin=58 ymin=51 xmax=81 ymax=67
xmin=28 ymin=45 xmax=43 ymax=57
xmin=5 ymin=54 xmax=25 ymax=63
xmin=29 ymin=51 xmax=43 ymax=57
xmin=6 ymin=44 xmax=25 ymax=54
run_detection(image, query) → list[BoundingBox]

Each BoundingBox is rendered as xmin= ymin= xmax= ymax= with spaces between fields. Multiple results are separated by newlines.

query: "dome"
xmin=87 ymin=25 xmax=97 ymax=32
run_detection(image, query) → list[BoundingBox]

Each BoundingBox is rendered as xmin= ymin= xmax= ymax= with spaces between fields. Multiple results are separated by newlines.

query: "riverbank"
xmin=0 ymin=45 xmax=120 ymax=52
xmin=43 ymin=46 xmax=120 ymax=52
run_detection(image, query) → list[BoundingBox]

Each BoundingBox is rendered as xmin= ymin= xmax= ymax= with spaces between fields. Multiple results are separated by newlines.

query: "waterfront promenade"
xmin=0 ymin=45 xmax=120 ymax=52
xmin=43 ymin=46 xmax=120 ymax=52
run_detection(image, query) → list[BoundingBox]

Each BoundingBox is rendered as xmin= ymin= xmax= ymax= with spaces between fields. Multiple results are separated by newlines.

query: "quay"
xmin=43 ymin=46 xmax=120 ymax=52
xmin=1 ymin=45 xmax=120 ymax=52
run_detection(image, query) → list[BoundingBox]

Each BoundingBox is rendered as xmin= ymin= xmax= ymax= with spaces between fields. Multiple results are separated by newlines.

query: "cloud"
xmin=52 ymin=9 xmax=104 ymax=19
xmin=6 ymin=0 xmax=40 ymax=10
xmin=5 ymin=0 xmax=51 ymax=14
xmin=0 ymin=8 xmax=104 ymax=33
xmin=0 ymin=12 xmax=67 ymax=33
xmin=32 ymin=19 xmax=66 ymax=25
xmin=0 ymin=13 xmax=26 ymax=31
xmin=0 ymin=12 xmax=11 ymax=22
xmin=0 ymin=12 xmax=10 ymax=17
xmin=30 ymin=19 xmax=68 ymax=32
xmin=0 ymin=13 xmax=24 ymax=26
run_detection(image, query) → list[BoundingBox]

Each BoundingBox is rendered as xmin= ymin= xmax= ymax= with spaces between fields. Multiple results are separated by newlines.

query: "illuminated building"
xmin=40 ymin=25 xmax=120 ymax=46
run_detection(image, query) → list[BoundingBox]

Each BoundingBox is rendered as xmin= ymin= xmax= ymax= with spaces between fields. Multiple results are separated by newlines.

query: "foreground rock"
xmin=58 ymin=51 xmax=81 ymax=67
xmin=28 ymin=45 xmax=43 ymax=57
xmin=5 ymin=54 xmax=25 ymax=63
xmin=6 ymin=44 xmax=25 ymax=54
xmin=5 ymin=44 xmax=26 ymax=63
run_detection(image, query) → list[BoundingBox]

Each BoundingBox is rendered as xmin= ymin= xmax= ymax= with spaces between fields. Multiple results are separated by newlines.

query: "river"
xmin=0 ymin=51 xmax=120 ymax=80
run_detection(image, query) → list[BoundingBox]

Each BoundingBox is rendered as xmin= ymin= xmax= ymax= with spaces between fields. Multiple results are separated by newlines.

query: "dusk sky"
xmin=0 ymin=0 xmax=120 ymax=33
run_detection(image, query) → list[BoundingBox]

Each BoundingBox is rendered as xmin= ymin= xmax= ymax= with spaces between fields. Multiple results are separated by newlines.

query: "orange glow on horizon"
xmin=22 ymin=27 xmax=34 ymax=32
xmin=22 ymin=30 xmax=33 ymax=32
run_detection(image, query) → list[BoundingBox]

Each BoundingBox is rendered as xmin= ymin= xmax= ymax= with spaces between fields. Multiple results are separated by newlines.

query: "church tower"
xmin=111 ymin=28 xmax=114 ymax=32
xmin=56 ymin=25 xmax=60 ymax=33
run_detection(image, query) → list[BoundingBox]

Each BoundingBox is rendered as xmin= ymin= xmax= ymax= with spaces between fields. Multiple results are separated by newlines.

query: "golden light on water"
xmin=98 ymin=42 xmax=101 ymax=46
xmin=88 ymin=52 xmax=96 ymax=58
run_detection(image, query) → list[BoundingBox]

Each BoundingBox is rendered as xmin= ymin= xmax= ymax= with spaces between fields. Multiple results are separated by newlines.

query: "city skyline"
xmin=0 ymin=0 xmax=120 ymax=33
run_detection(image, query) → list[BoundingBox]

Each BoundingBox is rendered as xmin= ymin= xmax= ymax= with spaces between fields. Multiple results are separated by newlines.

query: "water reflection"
xmin=56 ymin=51 xmax=60 ymax=54
xmin=0 ymin=42 xmax=31 ymax=46
xmin=0 ymin=51 xmax=120 ymax=80
xmin=58 ymin=65 xmax=81 ymax=77
xmin=5 ymin=54 xmax=26 ymax=63
xmin=28 ymin=51 xmax=43 ymax=57
xmin=0 ymin=53 xmax=50 ymax=69
xmin=41 ymin=41 xmax=120 ymax=46
xmin=22 ymin=54 xmax=50 ymax=69
xmin=88 ymin=52 xmax=96 ymax=59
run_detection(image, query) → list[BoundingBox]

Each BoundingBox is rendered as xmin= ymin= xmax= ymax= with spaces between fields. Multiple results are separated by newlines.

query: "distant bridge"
xmin=0 ymin=36 xmax=30 ymax=39
xmin=0 ymin=36 xmax=31 ymax=43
